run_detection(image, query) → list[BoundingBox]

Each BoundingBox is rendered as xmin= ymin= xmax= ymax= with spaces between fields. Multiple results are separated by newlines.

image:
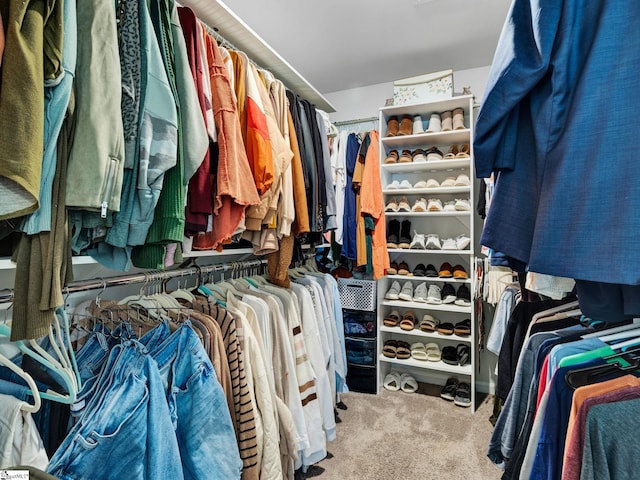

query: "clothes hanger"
xmin=0 ymin=314 xmax=77 ymax=405
xmin=582 ymin=319 xmax=640 ymax=339
xmin=564 ymin=349 xmax=640 ymax=389
xmin=523 ymin=300 xmax=581 ymax=340
xmin=0 ymin=351 xmax=42 ymax=413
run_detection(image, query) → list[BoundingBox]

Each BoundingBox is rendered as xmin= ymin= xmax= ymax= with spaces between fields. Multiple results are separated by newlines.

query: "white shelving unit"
xmin=376 ymin=95 xmax=479 ymax=409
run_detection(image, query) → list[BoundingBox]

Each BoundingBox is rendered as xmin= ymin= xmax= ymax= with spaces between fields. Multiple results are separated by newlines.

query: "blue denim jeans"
xmin=149 ymin=322 xmax=242 ymax=480
xmin=47 ymin=340 xmax=184 ymax=480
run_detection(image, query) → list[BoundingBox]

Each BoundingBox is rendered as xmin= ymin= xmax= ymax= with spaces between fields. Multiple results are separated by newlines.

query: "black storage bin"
xmin=343 ymin=311 xmax=376 ymax=338
xmin=346 ymin=363 xmax=377 ymax=394
xmin=345 ymin=337 xmax=376 ymax=366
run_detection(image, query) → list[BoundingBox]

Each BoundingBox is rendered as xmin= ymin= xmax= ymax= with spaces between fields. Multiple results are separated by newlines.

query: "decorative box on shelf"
xmin=393 ymin=69 xmax=454 ymax=106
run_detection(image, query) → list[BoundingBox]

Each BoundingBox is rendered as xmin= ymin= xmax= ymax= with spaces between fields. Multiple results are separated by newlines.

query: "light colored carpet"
xmin=314 ymin=388 xmax=502 ymax=480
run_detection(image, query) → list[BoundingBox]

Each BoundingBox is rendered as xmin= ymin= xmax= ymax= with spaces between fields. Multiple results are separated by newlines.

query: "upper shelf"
xmin=182 ymin=0 xmax=335 ymax=112
xmin=382 ymin=158 xmax=471 ymax=173
xmin=381 ymin=129 xmax=471 ymax=147
xmin=380 ymin=95 xmax=474 ymax=120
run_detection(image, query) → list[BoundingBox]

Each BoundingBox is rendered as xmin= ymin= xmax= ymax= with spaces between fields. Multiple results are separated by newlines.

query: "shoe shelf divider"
xmin=376 ymin=94 xmax=478 ymax=410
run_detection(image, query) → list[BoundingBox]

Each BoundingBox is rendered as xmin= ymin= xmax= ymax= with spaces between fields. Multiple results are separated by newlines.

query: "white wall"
xmin=324 ymin=64 xmax=500 ymax=394
xmin=324 ymin=65 xmax=492 ymax=123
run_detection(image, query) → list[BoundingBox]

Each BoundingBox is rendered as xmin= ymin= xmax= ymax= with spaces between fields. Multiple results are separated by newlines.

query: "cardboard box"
xmin=393 ymin=69 xmax=454 ymax=105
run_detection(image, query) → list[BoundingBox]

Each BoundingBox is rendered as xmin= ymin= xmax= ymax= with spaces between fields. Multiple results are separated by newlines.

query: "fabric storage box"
xmin=343 ymin=311 xmax=376 ymax=338
xmin=345 ymin=337 xmax=376 ymax=366
xmin=393 ymin=69 xmax=454 ymax=106
xmin=346 ymin=363 xmax=377 ymax=394
xmin=338 ymin=279 xmax=376 ymax=312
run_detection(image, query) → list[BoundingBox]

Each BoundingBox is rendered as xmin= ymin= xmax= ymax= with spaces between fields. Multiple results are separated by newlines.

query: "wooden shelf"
xmin=381 ymin=130 xmax=471 ymax=148
xmin=382 ymin=186 xmax=471 ymax=195
xmin=384 ymin=211 xmax=470 ymax=217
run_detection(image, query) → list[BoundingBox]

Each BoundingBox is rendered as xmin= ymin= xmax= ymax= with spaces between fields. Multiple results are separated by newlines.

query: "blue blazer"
xmin=474 ymin=0 xmax=640 ymax=285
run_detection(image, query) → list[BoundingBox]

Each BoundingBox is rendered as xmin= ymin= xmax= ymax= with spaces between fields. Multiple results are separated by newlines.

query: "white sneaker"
xmin=426 ymin=284 xmax=442 ymax=304
xmin=456 ymin=234 xmax=471 ymax=250
xmin=427 ymin=198 xmax=443 ymax=212
xmin=443 ymin=201 xmax=456 ymax=212
xmin=413 ymin=282 xmax=428 ymax=303
xmin=412 ymin=115 xmax=424 ymax=135
xmin=411 ymin=198 xmax=427 ymax=212
xmin=399 ymin=179 xmax=413 ymax=189
xmin=413 ymin=180 xmax=429 ymax=189
xmin=398 ymin=281 xmax=414 ymax=301
xmin=410 ymin=232 xmax=426 ymax=249
xmin=426 ymin=178 xmax=440 ymax=188
xmin=386 ymin=180 xmax=400 ymax=190
xmin=454 ymin=174 xmax=470 ymax=186
xmin=441 ymin=238 xmax=457 ymax=250
xmin=454 ymin=199 xmax=471 ymax=211
xmin=441 ymin=177 xmax=456 ymax=187
xmin=425 ymin=234 xmax=441 ymax=250
xmin=384 ymin=281 xmax=402 ymax=300
xmin=425 ymin=113 xmax=442 ymax=133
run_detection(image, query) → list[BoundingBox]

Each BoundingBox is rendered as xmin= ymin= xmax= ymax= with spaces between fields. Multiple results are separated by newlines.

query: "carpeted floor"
xmin=312 ymin=387 xmax=502 ymax=480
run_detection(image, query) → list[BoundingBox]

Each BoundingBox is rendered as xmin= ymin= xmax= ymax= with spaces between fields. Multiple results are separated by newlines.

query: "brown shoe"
xmin=453 ymin=108 xmax=465 ymax=130
xmin=441 ymin=110 xmax=453 ymax=131
xmin=386 ymin=116 xmax=399 ymax=136
xmin=397 ymin=114 xmax=413 ymax=135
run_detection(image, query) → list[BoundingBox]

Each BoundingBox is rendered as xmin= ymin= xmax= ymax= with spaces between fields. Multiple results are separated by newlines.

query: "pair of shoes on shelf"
xmin=385 ymin=196 xmax=411 ymax=213
xmin=386 ymin=179 xmax=413 ymax=190
xmin=411 ymin=342 xmax=441 ymax=362
xmin=387 ymin=219 xmax=411 ymax=249
xmin=387 ymin=260 xmax=411 ymax=276
xmin=441 ymin=174 xmax=471 ymax=187
xmin=382 ymin=340 xmax=411 ymax=359
xmin=384 ymin=280 xmax=415 ymax=302
xmin=444 ymin=144 xmax=471 ymax=159
xmin=413 ymin=178 xmax=442 ymax=189
xmin=384 ymin=371 xmax=418 ymax=393
xmin=440 ymin=377 xmax=471 ymax=407
xmin=437 ymin=263 xmax=468 ymax=279
xmin=442 ymin=344 xmax=471 ymax=367
xmin=385 ymin=115 xmax=414 ymax=137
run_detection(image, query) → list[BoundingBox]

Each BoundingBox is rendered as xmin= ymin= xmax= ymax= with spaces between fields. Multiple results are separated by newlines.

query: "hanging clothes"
xmin=474 ymin=0 xmax=640 ymax=318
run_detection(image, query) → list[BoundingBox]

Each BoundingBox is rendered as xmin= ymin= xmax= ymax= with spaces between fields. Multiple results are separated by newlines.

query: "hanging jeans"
xmin=47 ymin=340 xmax=184 ymax=480
xmin=148 ymin=322 xmax=242 ymax=480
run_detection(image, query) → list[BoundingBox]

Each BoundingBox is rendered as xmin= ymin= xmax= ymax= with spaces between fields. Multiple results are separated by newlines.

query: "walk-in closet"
xmin=0 ymin=0 xmax=637 ymax=478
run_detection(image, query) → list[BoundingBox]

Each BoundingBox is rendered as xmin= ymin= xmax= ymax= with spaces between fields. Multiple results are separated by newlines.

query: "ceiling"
xmin=221 ymin=0 xmax=512 ymax=95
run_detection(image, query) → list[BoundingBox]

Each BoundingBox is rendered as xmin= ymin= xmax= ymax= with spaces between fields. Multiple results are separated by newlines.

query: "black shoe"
xmin=441 ymin=283 xmax=456 ymax=303
xmin=387 ymin=219 xmax=400 ymax=248
xmin=398 ymin=219 xmax=411 ymax=249
xmin=455 ymin=284 xmax=472 ymax=306
xmin=440 ymin=377 xmax=459 ymax=401
xmin=456 ymin=344 xmax=470 ymax=366
xmin=454 ymin=382 xmax=472 ymax=407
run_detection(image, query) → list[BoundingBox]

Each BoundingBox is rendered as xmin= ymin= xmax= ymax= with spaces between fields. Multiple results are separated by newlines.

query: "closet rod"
xmin=0 ymin=259 xmax=268 ymax=304
xmin=333 ymin=116 xmax=378 ymax=126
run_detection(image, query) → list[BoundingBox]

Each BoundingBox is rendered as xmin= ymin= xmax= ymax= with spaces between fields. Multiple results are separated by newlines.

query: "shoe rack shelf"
xmin=387 ymin=248 xmax=471 ymax=255
xmin=379 ymin=325 xmax=472 ymax=344
xmin=382 ymin=129 xmax=471 ymax=148
xmin=386 ymin=274 xmax=471 ymax=284
xmin=379 ymin=355 xmax=473 ymax=376
xmin=381 ymin=299 xmax=472 ymax=314
xmin=376 ymin=94 xmax=479 ymax=409
xmin=382 ymin=186 xmax=470 ymax=195
xmin=385 ymin=211 xmax=470 ymax=218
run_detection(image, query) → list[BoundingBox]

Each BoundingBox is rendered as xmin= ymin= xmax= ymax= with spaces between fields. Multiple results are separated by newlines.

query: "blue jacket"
xmin=474 ymin=0 xmax=640 ymax=285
